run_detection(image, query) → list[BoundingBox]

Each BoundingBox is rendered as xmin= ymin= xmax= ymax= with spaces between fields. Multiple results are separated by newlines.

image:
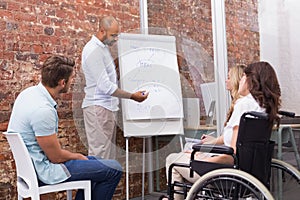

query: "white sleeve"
xmin=85 ymin=48 xmax=118 ymax=95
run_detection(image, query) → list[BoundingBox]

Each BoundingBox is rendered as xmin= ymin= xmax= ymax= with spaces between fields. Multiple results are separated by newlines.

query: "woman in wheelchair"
xmin=162 ymin=62 xmax=281 ymax=200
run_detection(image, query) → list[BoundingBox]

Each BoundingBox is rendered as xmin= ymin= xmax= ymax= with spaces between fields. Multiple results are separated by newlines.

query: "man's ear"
xmin=100 ymin=26 xmax=106 ymax=33
xmin=58 ymin=79 xmax=65 ymax=87
xmin=97 ymin=27 xmax=106 ymax=40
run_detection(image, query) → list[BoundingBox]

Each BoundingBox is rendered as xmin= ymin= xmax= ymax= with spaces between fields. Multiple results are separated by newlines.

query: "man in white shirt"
xmin=82 ymin=16 xmax=148 ymax=159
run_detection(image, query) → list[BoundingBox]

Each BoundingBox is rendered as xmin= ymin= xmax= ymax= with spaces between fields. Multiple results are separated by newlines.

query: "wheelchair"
xmin=167 ymin=111 xmax=300 ymax=200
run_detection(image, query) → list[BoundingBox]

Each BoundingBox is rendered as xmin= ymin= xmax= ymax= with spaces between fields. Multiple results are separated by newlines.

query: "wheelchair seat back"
xmin=236 ymin=111 xmax=275 ymax=187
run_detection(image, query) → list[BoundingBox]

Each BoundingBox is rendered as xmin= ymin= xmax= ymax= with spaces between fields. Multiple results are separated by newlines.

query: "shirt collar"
xmin=37 ymin=82 xmax=57 ymax=109
xmin=91 ymin=35 xmax=106 ymax=48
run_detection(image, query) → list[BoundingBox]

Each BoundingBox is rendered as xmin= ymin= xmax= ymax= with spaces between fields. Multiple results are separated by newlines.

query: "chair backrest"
xmin=4 ymin=132 xmax=40 ymax=191
xmin=237 ymin=111 xmax=273 ymax=143
xmin=236 ymin=111 xmax=274 ymax=187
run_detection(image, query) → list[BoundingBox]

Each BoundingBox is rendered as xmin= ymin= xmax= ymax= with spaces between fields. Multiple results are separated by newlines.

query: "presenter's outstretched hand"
xmin=130 ymin=91 xmax=149 ymax=102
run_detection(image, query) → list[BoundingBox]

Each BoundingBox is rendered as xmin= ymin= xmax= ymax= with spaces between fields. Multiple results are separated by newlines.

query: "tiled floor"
xmin=130 ymin=192 xmax=163 ymax=200
xmin=131 ymin=150 xmax=300 ymax=200
xmin=130 ymin=129 xmax=300 ymax=200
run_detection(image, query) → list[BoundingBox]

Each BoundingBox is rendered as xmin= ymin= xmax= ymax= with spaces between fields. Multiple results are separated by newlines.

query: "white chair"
xmin=4 ymin=132 xmax=91 ymax=200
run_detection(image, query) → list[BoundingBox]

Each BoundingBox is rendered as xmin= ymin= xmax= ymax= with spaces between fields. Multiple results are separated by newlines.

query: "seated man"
xmin=7 ymin=55 xmax=122 ymax=200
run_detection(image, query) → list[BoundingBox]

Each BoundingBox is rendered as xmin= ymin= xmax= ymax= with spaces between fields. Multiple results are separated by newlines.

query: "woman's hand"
xmin=200 ymin=134 xmax=217 ymax=144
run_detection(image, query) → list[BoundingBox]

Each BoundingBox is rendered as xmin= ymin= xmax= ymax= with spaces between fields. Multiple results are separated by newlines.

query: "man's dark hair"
xmin=41 ymin=56 xmax=75 ymax=88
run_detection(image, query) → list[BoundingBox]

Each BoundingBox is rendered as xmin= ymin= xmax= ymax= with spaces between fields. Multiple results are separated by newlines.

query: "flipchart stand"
xmin=118 ymin=33 xmax=184 ymax=199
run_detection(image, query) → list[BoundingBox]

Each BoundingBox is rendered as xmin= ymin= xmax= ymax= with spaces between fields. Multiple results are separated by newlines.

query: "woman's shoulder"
xmin=236 ymin=93 xmax=255 ymax=104
xmin=234 ymin=94 xmax=259 ymax=109
xmin=234 ymin=93 xmax=265 ymax=113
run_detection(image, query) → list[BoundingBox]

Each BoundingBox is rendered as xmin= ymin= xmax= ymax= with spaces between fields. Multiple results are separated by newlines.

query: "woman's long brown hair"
xmin=244 ymin=62 xmax=281 ymax=124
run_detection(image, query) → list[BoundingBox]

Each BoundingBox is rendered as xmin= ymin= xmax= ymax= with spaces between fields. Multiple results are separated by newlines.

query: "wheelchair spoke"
xmin=270 ymin=161 xmax=300 ymax=200
xmin=188 ymin=170 xmax=271 ymax=200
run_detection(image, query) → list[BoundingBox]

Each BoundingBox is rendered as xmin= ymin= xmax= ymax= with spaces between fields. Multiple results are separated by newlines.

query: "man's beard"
xmin=59 ymin=86 xmax=69 ymax=94
xmin=103 ymin=38 xmax=116 ymax=46
xmin=103 ymin=33 xmax=116 ymax=46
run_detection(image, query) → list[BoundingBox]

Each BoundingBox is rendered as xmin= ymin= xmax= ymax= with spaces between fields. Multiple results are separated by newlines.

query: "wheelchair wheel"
xmin=186 ymin=168 xmax=274 ymax=200
xmin=270 ymin=159 xmax=300 ymax=200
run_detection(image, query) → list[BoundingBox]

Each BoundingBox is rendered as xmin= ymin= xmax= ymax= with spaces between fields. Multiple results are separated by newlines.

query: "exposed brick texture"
xmin=0 ymin=0 xmax=259 ymax=199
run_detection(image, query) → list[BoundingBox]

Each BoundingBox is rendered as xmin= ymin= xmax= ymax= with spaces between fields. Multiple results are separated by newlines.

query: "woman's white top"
xmin=223 ymin=93 xmax=265 ymax=147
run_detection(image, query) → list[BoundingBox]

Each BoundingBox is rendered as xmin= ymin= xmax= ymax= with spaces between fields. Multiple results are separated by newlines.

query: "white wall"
xmin=259 ymin=0 xmax=300 ymax=115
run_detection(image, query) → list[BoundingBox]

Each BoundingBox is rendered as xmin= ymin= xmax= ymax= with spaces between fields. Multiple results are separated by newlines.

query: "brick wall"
xmin=0 ymin=0 xmax=259 ymax=199
xmin=226 ymin=0 xmax=260 ymax=67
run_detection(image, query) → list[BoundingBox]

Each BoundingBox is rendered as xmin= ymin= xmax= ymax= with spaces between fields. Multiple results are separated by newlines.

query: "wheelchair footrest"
xmin=170 ymin=181 xmax=192 ymax=199
xmin=172 ymin=181 xmax=192 ymax=189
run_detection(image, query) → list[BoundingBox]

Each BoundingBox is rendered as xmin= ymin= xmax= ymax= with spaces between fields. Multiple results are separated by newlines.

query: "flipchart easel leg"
xmin=126 ymin=137 xmax=129 ymax=200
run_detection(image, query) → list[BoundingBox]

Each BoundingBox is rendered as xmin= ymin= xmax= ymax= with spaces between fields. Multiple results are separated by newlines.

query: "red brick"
xmin=37 ymin=15 xmax=51 ymax=25
xmin=31 ymin=44 xmax=43 ymax=53
xmin=14 ymin=12 xmax=36 ymax=23
xmin=0 ymin=10 xmax=13 ymax=19
xmin=7 ymin=2 xmax=21 ymax=11
xmin=0 ymin=122 xmax=8 ymax=132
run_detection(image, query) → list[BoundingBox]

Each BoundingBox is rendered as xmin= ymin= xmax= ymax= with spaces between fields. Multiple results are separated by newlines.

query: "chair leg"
xmin=289 ymin=129 xmax=300 ymax=169
xmin=84 ymin=188 xmax=92 ymax=200
xmin=67 ymin=190 xmax=73 ymax=200
xmin=31 ymin=194 xmax=41 ymax=200
xmin=18 ymin=194 xmax=40 ymax=200
xmin=277 ymin=127 xmax=283 ymax=160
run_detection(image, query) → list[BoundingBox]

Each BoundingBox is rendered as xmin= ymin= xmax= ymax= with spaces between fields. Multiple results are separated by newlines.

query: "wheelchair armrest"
xmin=278 ymin=110 xmax=295 ymax=118
xmin=189 ymin=144 xmax=236 ymax=178
xmin=192 ymin=144 xmax=234 ymax=155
